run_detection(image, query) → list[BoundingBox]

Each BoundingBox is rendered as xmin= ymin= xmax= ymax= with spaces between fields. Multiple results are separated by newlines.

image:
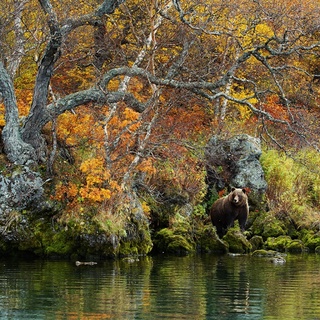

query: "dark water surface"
xmin=0 ymin=254 xmax=319 ymax=319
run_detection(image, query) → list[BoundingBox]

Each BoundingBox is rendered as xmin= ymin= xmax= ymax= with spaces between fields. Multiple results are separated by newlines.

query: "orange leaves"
xmin=54 ymin=182 xmax=78 ymax=203
xmin=128 ymin=78 xmax=151 ymax=102
xmin=54 ymin=156 xmax=117 ymax=205
xmin=136 ymin=158 xmax=156 ymax=175
xmin=0 ymin=104 xmax=5 ymax=128
xmin=107 ymin=106 xmax=140 ymax=135
xmin=157 ymin=100 xmax=209 ymax=141
xmin=78 ymin=156 xmax=116 ymax=203
xmin=16 ymin=89 xmax=32 ymax=117
xmin=262 ymin=95 xmax=290 ymax=121
xmin=53 ymin=100 xmax=152 ymax=211
xmin=79 ymin=186 xmax=111 ymax=202
xmin=154 ymin=154 xmax=206 ymax=204
xmin=218 ymin=189 xmax=226 ymax=198
xmin=57 ymin=106 xmax=104 ymax=146
xmin=0 ymin=89 xmax=32 ymax=128
xmin=123 ymin=107 xmax=139 ymax=121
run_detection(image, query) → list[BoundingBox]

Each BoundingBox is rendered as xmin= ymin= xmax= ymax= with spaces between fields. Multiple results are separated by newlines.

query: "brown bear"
xmin=210 ymin=187 xmax=249 ymax=238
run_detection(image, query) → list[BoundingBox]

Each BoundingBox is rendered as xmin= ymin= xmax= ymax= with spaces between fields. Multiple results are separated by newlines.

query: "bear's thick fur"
xmin=210 ymin=188 xmax=249 ymax=238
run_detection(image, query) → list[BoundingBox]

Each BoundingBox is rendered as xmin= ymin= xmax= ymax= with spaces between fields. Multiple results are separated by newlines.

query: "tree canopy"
xmin=1 ymin=0 xmax=320 ymax=216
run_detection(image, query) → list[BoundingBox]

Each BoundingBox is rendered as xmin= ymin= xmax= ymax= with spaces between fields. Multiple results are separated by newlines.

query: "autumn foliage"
xmin=1 ymin=0 xmax=320 ymax=228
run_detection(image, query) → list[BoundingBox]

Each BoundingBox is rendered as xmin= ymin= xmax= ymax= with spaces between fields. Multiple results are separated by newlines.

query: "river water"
xmin=0 ymin=254 xmax=319 ymax=319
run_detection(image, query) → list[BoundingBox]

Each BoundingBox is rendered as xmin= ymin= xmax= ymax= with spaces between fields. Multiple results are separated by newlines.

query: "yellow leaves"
xmin=80 ymin=157 xmax=110 ymax=185
xmin=57 ymin=107 xmax=102 ymax=146
xmin=78 ymin=156 xmax=125 ymax=203
xmin=107 ymin=78 xmax=121 ymax=91
xmin=238 ymin=22 xmax=274 ymax=50
xmin=255 ymin=23 xmax=274 ymax=39
xmin=123 ymin=107 xmax=139 ymax=121
xmin=141 ymin=201 xmax=151 ymax=217
xmin=234 ymin=104 xmax=253 ymax=121
xmin=54 ymin=157 xmax=118 ymax=205
xmin=79 ymin=157 xmax=111 ymax=201
xmin=109 ymin=180 xmax=121 ymax=192
xmin=230 ymin=84 xmax=257 ymax=120
xmin=16 ymin=90 xmax=32 ymax=117
xmin=51 ymin=0 xmax=94 ymax=22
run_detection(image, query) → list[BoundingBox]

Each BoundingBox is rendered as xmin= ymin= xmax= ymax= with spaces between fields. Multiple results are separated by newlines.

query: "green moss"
xmin=286 ymin=239 xmax=307 ymax=253
xmin=251 ymin=211 xmax=286 ymax=238
xmin=300 ymin=230 xmax=320 ymax=252
xmin=223 ymin=227 xmax=252 ymax=254
xmin=265 ymin=236 xmax=292 ymax=252
xmin=167 ymin=235 xmax=194 ymax=254
xmin=249 ymin=235 xmax=264 ymax=251
xmin=196 ymin=224 xmax=229 ymax=253
xmin=45 ymin=231 xmax=75 ymax=256
xmin=153 ymin=228 xmax=195 ymax=254
xmin=152 ymin=210 xmax=197 ymax=255
xmin=119 ymin=230 xmax=153 ymax=257
xmin=119 ymin=241 xmax=139 ymax=256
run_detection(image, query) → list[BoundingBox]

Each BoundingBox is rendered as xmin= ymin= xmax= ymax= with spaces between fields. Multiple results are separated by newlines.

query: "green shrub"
xmin=261 ymin=148 xmax=320 ymax=230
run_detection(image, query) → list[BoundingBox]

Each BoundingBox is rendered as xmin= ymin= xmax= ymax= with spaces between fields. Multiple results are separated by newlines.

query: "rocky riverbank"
xmin=0 ymin=135 xmax=319 ymax=259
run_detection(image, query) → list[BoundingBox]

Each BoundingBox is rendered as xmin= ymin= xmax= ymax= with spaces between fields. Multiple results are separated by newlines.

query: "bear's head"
xmin=228 ymin=187 xmax=248 ymax=206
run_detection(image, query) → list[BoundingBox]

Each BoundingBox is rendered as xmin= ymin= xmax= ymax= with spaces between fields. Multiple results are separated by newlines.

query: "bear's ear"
xmin=231 ymin=187 xmax=235 ymax=191
xmin=242 ymin=188 xmax=246 ymax=194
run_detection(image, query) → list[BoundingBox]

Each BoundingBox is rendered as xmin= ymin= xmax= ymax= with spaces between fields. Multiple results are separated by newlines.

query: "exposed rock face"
xmin=0 ymin=166 xmax=45 ymax=248
xmin=0 ymin=166 xmax=44 ymax=214
xmin=205 ymin=134 xmax=267 ymax=210
xmin=206 ymin=134 xmax=267 ymax=191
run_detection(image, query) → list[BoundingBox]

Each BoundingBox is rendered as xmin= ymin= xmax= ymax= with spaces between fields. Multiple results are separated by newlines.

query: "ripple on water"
xmin=0 ymin=255 xmax=319 ymax=320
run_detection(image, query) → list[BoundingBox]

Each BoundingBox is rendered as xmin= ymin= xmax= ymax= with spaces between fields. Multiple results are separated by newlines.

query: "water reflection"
xmin=0 ymin=254 xmax=319 ymax=319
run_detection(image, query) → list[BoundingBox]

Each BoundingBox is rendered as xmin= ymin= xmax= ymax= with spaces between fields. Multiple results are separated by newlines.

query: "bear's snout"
xmin=233 ymin=195 xmax=239 ymax=203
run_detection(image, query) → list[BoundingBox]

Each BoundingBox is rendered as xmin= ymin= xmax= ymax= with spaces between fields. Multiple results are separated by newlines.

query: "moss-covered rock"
xmin=274 ymin=210 xmax=300 ymax=238
xmin=249 ymin=235 xmax=264 ymax=251
xmin=196 ymin=224 xmax=229 ymax=253
xmin=152 ymin=211 xmax=198 ymax=255
xmin=153 ymin=228 xmax=195 ymax=254
xmin=44 ymin=231 xmax=76 ymax=256
xmin=251 ymin=249 xmax=286 ymax=264
xmin=0 ymin=200 xmax=153 ymax=259
xmin=299 ymin=230 xmax=320 ymax=252
xmin=119 ymin=229 xmax=153 ymax=257
xmin=265 ymin=236 xmax=292 ymax=252
xmin=252 ymin=249 xmax=285 ymax=257
xmin=167 ymin=235 xmax=194 ymax=254
xmin=251 ymin=211 xmax=286 ymax=238
xmin=286 ymin=239 xmax=308 ymax=253
xmin=223 ymin=227 xmax=252 ymax=253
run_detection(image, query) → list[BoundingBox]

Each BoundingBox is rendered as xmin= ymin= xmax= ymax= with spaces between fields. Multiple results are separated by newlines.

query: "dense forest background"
xmin=0 ymin=0 xmax=320 ymax=257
